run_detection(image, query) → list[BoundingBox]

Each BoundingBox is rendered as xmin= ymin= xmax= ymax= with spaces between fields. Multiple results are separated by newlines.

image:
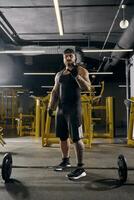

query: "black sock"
xmin=77 ymin=163 xmax=84 ymax=168
xmin=63 ymin=157 xmax=70 ymax=162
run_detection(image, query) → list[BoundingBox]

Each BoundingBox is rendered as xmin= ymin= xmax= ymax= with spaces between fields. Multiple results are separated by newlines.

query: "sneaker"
xmin=66 ymin=168 xmax=86 ymax=180
xmin=55 ymin=158 xmax=71 ymax=171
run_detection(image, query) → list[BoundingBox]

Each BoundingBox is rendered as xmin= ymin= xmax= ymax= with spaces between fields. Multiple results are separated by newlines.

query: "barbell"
xmin=0 ymin=124 xmax=130 ymax=184
xmin=0 ymin=153 xmax=128 ymax=184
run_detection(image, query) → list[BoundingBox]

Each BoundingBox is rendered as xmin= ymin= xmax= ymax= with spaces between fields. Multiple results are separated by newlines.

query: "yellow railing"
xmin=16 ymin=113 xmax=35 ymax=136
xmin=41 ymin=93 xmax=114 ymax=148
xmin=127 ymin=97 xmax=134 ymax=146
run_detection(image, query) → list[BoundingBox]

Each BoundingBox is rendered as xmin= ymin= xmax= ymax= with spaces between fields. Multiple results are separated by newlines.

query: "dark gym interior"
xmin=0 ymin=0 xmax=134 ymax=199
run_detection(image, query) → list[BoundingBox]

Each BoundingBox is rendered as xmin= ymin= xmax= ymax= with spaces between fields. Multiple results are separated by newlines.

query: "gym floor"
xmin=0 ymin=136 xmax=134 ymax=200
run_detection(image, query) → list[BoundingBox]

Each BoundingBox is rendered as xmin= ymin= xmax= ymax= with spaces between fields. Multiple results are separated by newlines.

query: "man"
xmin=48 ymin=48 xmax=91 ymax=180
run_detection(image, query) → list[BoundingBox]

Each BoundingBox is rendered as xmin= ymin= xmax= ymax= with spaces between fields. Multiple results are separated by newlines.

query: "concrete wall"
xmin=0 ymin=40 xmax=23 ymax=85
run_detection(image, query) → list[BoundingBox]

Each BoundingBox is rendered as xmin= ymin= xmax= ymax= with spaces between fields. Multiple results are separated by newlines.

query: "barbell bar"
xmin=0 ymin=153 xmax=129 ymax=184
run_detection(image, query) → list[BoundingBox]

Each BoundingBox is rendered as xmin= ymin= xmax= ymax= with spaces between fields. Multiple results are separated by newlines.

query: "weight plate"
xmin=117 ymin=154 xmax=127 ymax=183
xmin=1 ymin=153 xmax=13 ymax=183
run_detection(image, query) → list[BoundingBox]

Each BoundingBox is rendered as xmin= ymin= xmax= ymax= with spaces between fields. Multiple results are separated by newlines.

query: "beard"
xmin=66 ymin=61 xmax=75 ymax=67
xmin=67 ymin=62 xmax=73 ymax=66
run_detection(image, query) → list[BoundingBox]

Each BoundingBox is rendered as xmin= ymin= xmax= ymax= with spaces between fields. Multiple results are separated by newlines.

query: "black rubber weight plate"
xmin=118 ymin=154 xmax=127 ymax=183
xmin=1 ymin=153 xmax=12 ymax=182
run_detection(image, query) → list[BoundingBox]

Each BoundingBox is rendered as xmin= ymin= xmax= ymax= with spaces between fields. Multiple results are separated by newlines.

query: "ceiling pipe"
xmin=0 ymin=11 xmax=18 ymax=37
xmin=99 ymin=0 xmax=124 ymax=57
xmin=103 ymin=15 xmax=134 ymax=71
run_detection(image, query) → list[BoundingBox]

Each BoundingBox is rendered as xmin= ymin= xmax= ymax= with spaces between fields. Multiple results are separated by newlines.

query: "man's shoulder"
xmin=55 ymin=68 xmax=65 ymax=82
xmin=56 ymin=69 xmax=64 ymax=77
xmin=78 ymin=64 xmax=88 ymax=74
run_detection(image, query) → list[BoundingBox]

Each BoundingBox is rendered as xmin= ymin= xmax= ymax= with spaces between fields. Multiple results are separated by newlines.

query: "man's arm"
xmin=76 ymin=66 xmax=91 ymax=91
xmin=48 ymin=73 xmax=60 ymax=110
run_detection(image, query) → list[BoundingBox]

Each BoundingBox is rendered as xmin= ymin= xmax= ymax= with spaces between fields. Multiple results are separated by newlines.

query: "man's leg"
xmin=55 ymin=137 xmax=71 ymax=171
xmin=60 ymin=138 xmax=70 ymax=159
xmin=66 ymin=112 xmax=86 ymax=179
xmin=66 ymin=139 xmax=86 ymax=179
xmin=74 ymin=139 xmax=85 ymax=167
xmin=55 ymin=111 xmax=71 ymax=171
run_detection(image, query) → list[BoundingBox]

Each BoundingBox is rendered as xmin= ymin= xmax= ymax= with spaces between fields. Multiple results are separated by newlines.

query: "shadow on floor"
xmin=84 ymin=177 xmax=124 ymax=191
xmin=5 ymin=178 xmax=30 ymax=199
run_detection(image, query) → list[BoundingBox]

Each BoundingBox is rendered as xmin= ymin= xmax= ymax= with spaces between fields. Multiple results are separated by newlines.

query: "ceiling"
xmin=0 ymin=0 xmax=134 ymax=95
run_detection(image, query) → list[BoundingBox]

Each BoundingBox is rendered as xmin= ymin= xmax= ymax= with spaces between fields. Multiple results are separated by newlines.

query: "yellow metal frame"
xmin=35 ymin=98 xmax=40 ymax=137
xmin=41 ymin=93 xmax=114 ymax=148
xmin=0 ymin=89 xmax=19 ymax=128
xmin=17 ymin=113 xmax=35 ymax=136
xmin=127 ymin=97 xmax=134 ymax=146
xmin=81 ymin=95 xmax=93 ymax=148
xmin=92 ymin=81 xmax=104 ymax=104
xmin=92 ymin=96 xmax=114 ymax=138
xmin=39 ymin=94 xmax=50 ymax=142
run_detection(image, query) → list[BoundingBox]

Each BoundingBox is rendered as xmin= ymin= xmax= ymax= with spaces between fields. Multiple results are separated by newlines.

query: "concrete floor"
xmin=0 ymin=136 xmax=134 ymax=200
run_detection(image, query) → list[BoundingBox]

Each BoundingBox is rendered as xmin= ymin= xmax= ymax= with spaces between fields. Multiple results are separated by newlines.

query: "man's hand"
xmin=67 ymin=66 xmax=78 ymax=78
xmin=47 ymin=108 xmax=54 ymax=117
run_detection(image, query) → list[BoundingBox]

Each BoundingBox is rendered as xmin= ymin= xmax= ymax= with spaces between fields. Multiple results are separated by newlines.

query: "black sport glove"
xmin=47 ymin=108 xmax=53 ymax=117
xmin=68 ymin=66 xmax=78 ymax=78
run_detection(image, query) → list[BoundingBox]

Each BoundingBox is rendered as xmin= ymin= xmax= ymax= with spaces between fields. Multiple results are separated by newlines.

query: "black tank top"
xmin=58 ymin=70 xmax=81 ymax=108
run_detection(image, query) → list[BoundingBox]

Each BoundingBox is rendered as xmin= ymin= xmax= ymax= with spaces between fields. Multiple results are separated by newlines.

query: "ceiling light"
xmin=53 ymin=0 xmax=63 ymax=36
xmin=0 ymin=85 xmax=23 ymax=88
xmin=92 ymin=85 xmax=101 ymax=87
xmin=119 ymin=20 xmax=129 ymax=29
xmin=1 ymin=48 xmax=132 ymax=55
xmin=118 ymin=85 xmax=131 ymax=87
xmin=41 ymin=86 xmax=53 ymax=88
xmin=3 ymin=95 xmax=17 ymax=98
xmin=41 ymin=85 xmax=101 ymax=88
xmin=17 ymin=91 xmax=24 ymax=94
xmin=89 ymin=72 xmax=113 ymax=75
xmin=29 ymin=91 xmax=34 ymax=94
xmin=0 ymin=50 xmax=46 ymax=55
xmin=23 ymin=73 xmax=55 ymax=75
xmin=119 ymin=5 xmax=129 ymax=29
xmin=24 ymin=72 xmax=113 ymax=76
xmin=82 ymin=49 xmax=133 ymax=53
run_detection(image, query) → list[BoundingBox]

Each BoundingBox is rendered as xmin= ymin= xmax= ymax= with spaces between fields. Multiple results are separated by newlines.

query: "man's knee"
xmin=73 ymin=138 xmax=80 ymax=143
xmin=74 ymin=139 xmax=85 ymax=151
xmin=60 ymin=136 xmax=69 ymax=141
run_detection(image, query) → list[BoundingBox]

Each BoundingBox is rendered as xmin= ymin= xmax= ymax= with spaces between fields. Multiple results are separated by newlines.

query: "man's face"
xmin=63 ymin=53 xmax=76 ymax=66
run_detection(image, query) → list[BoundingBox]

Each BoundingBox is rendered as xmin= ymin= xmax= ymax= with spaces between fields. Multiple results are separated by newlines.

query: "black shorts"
xmin=55 ymin=106 xmax=83 ymax=141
